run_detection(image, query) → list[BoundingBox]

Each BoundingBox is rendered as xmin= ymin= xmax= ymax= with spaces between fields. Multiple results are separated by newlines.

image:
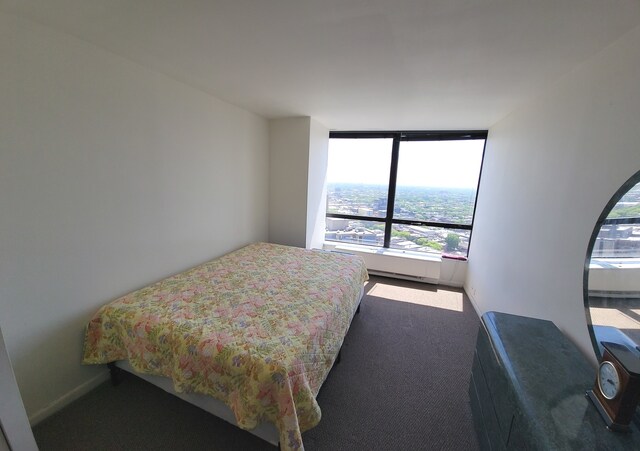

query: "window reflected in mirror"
xmin=586 ymin=173 xmax=640 ymax=359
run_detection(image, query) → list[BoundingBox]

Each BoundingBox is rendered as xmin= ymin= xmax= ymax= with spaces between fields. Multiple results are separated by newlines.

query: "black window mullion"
xmin=601 ymin=217 xmax=640 ymax=225
xmin=383 ymin=136 xmax=400 ymax=248
xmin=326 ymin=213 xmax=386 ymax=223
xmin=391 ymin=219 xmax=472 ymax=230
xmin=400 ymin=130 xmax=487 ymax=141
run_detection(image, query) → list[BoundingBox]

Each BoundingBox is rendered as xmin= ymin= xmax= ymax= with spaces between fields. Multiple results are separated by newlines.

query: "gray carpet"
xmin=33 ymin=276 xmax=481 ymax=450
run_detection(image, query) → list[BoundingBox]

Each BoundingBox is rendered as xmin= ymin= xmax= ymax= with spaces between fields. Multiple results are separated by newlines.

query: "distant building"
xmin=373 ymin=198 xmax=387 ymax=210
xmin=326 ymin=218 xmax=350 ymax=231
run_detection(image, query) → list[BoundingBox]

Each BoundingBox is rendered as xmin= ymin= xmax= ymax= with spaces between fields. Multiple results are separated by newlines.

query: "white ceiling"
xmin=2 ymin=0 xmax=640 ymax=130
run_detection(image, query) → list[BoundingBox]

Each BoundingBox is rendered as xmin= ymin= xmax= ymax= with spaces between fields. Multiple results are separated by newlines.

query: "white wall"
xmin=268 ymin=117 xmax=310 ymax=248
xmin=440 ymin=258 xmax=467 ymax=288
xmin=306 ymin=119 xmax=329 ymax=249
xmin=466 ymin=24 xmax=640 ymax=363
xmin=0 ymin=12 xmax=269 ymax=421
xmin=268 ymin=117 xmax=329 ymax=249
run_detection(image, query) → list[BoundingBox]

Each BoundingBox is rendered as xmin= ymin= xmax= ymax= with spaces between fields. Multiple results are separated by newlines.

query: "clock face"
xmin=598 ymin=361 xmax=621 ymax=400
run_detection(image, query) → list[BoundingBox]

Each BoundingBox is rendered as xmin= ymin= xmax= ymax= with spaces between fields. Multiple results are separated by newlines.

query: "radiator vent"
xmin=333 ymin=244 xmax=441 ymax=283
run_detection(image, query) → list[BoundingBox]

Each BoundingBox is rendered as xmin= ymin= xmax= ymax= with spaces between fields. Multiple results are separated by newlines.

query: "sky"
xmin=327 ymin=138 xmax=485 ymax=189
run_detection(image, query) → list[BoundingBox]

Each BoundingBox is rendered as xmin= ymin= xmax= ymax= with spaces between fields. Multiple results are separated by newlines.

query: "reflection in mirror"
xmin=585 ymin=171 xmax=640 ymax=360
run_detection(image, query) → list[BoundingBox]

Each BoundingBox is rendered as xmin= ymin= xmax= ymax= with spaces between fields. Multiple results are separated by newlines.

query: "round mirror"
xmin=584 ymin=169 xmax=640 ymax=360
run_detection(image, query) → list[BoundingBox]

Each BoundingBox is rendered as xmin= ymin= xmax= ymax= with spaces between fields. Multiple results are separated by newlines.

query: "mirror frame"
xmin=583 ymin=168 xmax=640 ymax=360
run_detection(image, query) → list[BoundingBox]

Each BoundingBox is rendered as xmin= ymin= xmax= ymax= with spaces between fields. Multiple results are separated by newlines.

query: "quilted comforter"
xmin=82 ymin=242 xmax=368 ymax=450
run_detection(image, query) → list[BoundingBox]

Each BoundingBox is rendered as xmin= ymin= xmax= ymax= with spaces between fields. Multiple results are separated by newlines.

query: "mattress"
xmin=82 ymin=242 xmax=369 ymax=450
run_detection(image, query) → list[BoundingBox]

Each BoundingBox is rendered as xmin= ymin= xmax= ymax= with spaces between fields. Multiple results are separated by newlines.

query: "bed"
xmin=82 ymin=242 xmax=368 ymax=450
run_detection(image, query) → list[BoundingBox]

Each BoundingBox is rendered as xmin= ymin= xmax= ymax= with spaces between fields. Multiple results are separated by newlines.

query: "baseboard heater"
xmin=588 ymin=289 xmax=640 ymax=300
xmin=332 ymin=244 xmax=441 ymax=284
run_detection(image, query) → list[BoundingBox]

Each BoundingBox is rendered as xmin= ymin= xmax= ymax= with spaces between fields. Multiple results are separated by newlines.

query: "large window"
xmin=325 ymin=131 xmax=487 ymax=257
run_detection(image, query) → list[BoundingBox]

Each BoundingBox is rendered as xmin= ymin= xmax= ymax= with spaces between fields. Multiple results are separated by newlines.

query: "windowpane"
xmin=394 ymin=140 xmax=484 ymax=225
xmin=325 ymin=218 xmax=385 ymax=247
xmin=606 ymin=182 xmax=640 ymax=220
xmin=593 ymin=181 xmax=640 ymax=258
xmin=389 ymin=224 xmax=470 ymax=257
xmin=326 ymin=138 xmax=392 ymax=218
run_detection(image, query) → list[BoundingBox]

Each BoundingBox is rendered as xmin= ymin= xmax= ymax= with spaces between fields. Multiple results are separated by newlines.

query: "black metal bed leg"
xmin=107 ymin=362 xmax=123 ymax=386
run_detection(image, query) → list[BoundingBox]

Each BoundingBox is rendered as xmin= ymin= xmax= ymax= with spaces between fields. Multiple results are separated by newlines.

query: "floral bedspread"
xmin=82 ymin=242 xmax=368 ymax=450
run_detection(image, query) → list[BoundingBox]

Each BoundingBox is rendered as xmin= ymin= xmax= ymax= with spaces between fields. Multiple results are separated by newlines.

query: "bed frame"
xmin=106 ymin=288 xmax=364 ymax=448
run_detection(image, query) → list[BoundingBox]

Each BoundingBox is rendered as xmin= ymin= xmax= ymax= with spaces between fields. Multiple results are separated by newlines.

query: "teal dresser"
xmin=469 ymin=311 xmax=640 ymax=450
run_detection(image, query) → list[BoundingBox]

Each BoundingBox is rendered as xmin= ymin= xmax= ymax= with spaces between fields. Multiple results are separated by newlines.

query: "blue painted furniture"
xmin=469 ymin=311 xmax=640 ymax=450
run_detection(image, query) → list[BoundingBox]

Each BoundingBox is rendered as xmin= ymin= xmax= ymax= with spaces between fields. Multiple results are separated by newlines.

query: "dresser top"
xmin=481 ymin=311 xmax=640 ymax=449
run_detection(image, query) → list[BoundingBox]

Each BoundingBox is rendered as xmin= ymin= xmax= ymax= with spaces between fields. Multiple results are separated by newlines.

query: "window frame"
xmin=325 ymin=130 xmax=488 ymax=256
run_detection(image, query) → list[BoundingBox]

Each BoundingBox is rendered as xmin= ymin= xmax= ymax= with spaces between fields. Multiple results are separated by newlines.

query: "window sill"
xmin=323 ymin=242 xmax=442 ymax=263
xmin=323 ymin=242 xmax=467 ymax=286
